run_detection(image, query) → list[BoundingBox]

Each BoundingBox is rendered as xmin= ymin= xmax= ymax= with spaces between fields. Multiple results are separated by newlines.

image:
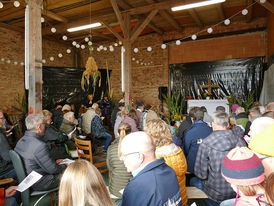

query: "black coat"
xmin=0 ymin=133 xmax=13 ymax=176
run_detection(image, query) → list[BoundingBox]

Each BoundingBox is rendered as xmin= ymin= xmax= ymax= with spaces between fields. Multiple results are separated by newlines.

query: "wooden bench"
xmin=186 ymin=186 xmax=208 ymax=199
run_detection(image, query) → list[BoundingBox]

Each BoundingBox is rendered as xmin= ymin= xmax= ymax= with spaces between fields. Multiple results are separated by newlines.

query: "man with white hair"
xmin=194 ymin=112 xmax=246 ymax=206
xmin=248 ymin=117 xmax=274 ymax=138
xmin=15 ymin=114 xmax=66 ymax=191
xmin=81 ymin=103 xmax=98 ymax=135
xmin=120 ymin=132 xmax=181 ymax=206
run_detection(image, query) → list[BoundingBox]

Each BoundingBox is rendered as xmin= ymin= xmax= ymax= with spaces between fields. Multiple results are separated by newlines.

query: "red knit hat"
xmin=221 ymin=147 xmax=265 ymax=186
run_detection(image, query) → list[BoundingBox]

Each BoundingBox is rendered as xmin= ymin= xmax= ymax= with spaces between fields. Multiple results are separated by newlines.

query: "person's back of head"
xmin=216 ymin=106 xmax=226 ymax=113
xmin=248 ymin=117 xmax=274 ymax=138
xmin=59 ymin=159 xmax=113 ymax=206
xmin=63 ymin=111 xmax=75 ymax=122
xmin=128 ymin=109 xmax=138 ymax=122
xmin=118 ymin=123 xmax=132 ymax=156
xmin=200 ymin=106 xmax=207 ymax=113
xmin=265 ymin=173 xmax=274 ymax=205
xmin=265 ymin=102 xmax=274 ymax=112
xmin=25 ymin=114 xmax=44 ymax=131
xmin=91 ymin=103 xmax=99 ymax=110
xmin=222 ymin=147 xmax=265 ymax=197
xmin=249 ymin=106 xmax=262 ymax=117
xmin=236 ymin=107 xmax=245 ymax=115
xmin=189 ymin=107 xmax=204 ymax=122
xmin=262 ymin=111 xmax=274 ymax=119
xmin=42 ymin=110 xmax=53 ymax=125
xmin=144 ymin=119 xmax=172 ymax=147
xmin=211 ymin=112 xmax=229 ymax=130
xmin=95 ymin=108 xmax=102 ymax=115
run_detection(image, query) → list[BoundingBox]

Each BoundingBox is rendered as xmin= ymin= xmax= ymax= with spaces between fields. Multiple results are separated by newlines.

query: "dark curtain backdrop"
xmin=169 ymin=57 xmax=264 ymax=101
xmin=42 ymin=66 xmax=111 ymax=110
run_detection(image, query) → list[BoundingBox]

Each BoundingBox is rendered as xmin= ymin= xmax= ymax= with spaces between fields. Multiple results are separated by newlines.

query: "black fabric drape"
xmin=42 ymin=66 xmax=111 ymax=110
xmin=169 ymin=57 xmax=264 ymax=101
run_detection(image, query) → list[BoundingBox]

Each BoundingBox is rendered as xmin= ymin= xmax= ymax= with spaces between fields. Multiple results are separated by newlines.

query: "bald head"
xmin=249 ymin=117 xmax=274 ymax=138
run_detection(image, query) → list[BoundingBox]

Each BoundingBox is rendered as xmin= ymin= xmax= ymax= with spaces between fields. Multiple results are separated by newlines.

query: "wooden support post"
xmin=123 ymin=39 xmax=132 ymax=106
xmin=25 ymin=0 xmax=43 ymax=114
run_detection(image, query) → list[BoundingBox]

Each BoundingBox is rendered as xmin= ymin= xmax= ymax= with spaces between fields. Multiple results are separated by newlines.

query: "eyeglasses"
xmin=120 ymin=152 xmax=139 ymax=161
xmin=256 ymin=195 xmax=273 ymax=206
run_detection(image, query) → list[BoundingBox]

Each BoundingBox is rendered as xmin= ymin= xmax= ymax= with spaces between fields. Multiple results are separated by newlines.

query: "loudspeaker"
xmin=158 ymin=86 xmax=168 ymax=100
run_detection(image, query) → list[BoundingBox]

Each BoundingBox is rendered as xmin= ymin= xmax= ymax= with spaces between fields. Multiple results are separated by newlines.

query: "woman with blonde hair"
xmin=59 ymin=159 xmax=114 ymax=206
xmin=144 ymin=119 xmax=188 ymax=206
xmin=107 ymin=123 xmax=132 ymax=199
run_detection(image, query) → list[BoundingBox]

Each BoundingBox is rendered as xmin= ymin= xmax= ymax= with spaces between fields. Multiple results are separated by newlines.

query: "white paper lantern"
xmin=84 ymin=37 xmax=89 ymax=42
xmin=20 ymin=62 xmax=24 ymax=66
xmin=132 ymin=57 xmax=135 ymax=61
xmin=119 ymin=41 xmax=122 ymax=45
xmin=6 ymin=60 xmax=10 ymax=64
xmin=14 ymin=1 xmax=20 ymax=7
xmin=62 ymin=35 xmax=67 ymax=40
xmin=140 ymin=62 xmax=143 ymax=65
xmin=242 ymin=9 xmax=248 ymax=16
xmin=14 ymin=61 xmax=18 ymax=65
xmin=144 ymin=63 xmax=147 ymax=66
xmin=72 ymin=41 xmax=77 ymax=46
xmin=147 ymin=47 xmax=152 ymax=52
xmin=99 ymin=45 xmax=103 ymax=50
xmin=58 ymin=53 xmax=63 ymax=58
xmin=191 ymin=34 xmax=197 ymax=40
xmin=88 ymin=41 xmax=92 ymax=46
xmin=207 ymin=27 xmax=213 ymax=33
xmin=0 ymin=2 xmax=3 ymax=9
xmin=51 ymin=27 xmax=56 ymax=33
xmin=1 ymin=58 xmax=4 ymax=62
xmin=136 ymin=60 xmax=139 ymax=64
xmin=109 ymin=46 xmax=114 ymax=52
xmin=260 ymin=0 xmax=266 ymax=3
xmin=161 ymin=44 xmax=166 ymax=49
xmin=42 ymin=59 xmax=46 ymax=64
xmin=81 ymin=45 xmax=85 ymax=49
xmin=148 ymin=63 xmax=150 ymax=65
xmin=66 ymin=49 xmax=71 ymax=54
xmin=50 ymin=57 xmax=54 ymax=61
xmin=76 ymin=44 xmax=80 ymax=48
xmin=41 ymin=17 xmax=45 ymax=23
xmin=114 ymin=43 xmax=118 ymax=47
xmin=134 ymin=48 xmax=138 ymax=53
xmin=176 ymin=40 xmax=181 ymax=45
xmin=224 ymin=19 xmax=230 ymax=25
xmin=104 ymin=47 xmax=107 ymax=51
xmin=97 ymin=48 xmax=100 ymax=52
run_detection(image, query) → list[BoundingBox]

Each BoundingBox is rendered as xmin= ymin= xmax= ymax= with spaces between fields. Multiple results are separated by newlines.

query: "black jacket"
xmin=0 ymin=133 xmax=13 ymax=176
xmin=15 ymin=131 xmax=65 ymax=190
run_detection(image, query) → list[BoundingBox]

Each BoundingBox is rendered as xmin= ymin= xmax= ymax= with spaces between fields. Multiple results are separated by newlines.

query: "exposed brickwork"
xmin=267 ymin=2 xmax=274 ymax=59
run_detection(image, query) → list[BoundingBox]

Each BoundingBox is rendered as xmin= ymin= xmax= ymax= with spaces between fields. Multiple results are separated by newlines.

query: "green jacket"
xmin=106 ymin=138 xmax=132 ymax=198
xmin=59 ymin=119 xmax=77 ymax=150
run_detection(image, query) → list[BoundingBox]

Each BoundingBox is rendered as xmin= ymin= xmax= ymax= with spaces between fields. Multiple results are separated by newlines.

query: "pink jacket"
xmin=121 ymin=116 xmax=138 ymax=132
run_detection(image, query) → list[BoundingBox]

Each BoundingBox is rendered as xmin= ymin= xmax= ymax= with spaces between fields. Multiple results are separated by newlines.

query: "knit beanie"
xmin=249 ymin=123 xmax=274 ymax=157
xmin=221 ymin=147 xmax=264 ymax=186
xmin=231 ymin=104 xmax=240 ymax=112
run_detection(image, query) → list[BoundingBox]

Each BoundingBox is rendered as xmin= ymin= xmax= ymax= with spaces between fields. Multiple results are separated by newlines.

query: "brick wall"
xmin=267 ymin=1 xmax=274 ymax=59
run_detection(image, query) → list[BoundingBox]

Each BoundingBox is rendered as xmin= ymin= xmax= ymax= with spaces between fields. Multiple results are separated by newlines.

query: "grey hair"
xmin=212 ymin=112 xmax=229 ymax=127
xmin=26 ymin=114 xmax=44 ymax=131
xmin=64 ymin=111 xmax=75 ymax=121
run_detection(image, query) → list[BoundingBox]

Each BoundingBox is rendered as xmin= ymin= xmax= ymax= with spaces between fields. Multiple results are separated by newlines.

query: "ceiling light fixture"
xmin=171 ymin=0 xmax=226 ymax=11
xmin=67 ymin=22 xmax=102 ymax=32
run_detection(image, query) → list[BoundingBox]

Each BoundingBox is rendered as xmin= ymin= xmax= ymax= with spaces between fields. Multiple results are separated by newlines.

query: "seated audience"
xmin=59 ymin=111 xmax=78 ymax=150
xmin=62 ymin=104 xmax=72 ymax=115
xmin=177 ymin=114 xmax=192 ymax=146
xmin=216 ymin=106 xmax=226 ymax=113
xmin=0 ymin=186 xmax=18 ymax=206
xmin=121 ymin=109 xmax=138 ymax=132
xmin=235 ymin=107 xmax=249 ymax=129
xmin=42 ymin=110 xmax=70 ymax=159
xmin=262 ymin=111 xmax=274 ymax=118
xmin=136 ymin=102 xmax=144 ymax=124
xmin=194 ymin=112 xmax=246 ymax=206
xmin=91 ymin=108 xmax=112 ymax=152
xmin=249 ymin=123 xmax=274 ymax=177
xmin=184 ymin=107 xmax=212 ymax=173
xmin=59 ymin=159 xmax=113 ymax=206
xmin=138 ymin=105 xmax=159 ymax=130
xmin=114 ymin=111 xmax=123 ymax=138
xmin=144 ymin=119 xmax=188 ymax=206
xmin=244 ymin=106 xmax=262 ymax=135
xmin=51 ymin=105 xmax=63 ymax=130
xmin=221 ymin=147 xmax=266 ymax=206
xmin=98 ymin=95 xmax=111 ymax=117
xmin=81 ymin=103 xmax=98 ymax=135
xmin=0 ymin=132 xmax=16 ymax=180
xmin=107 ymin=123 xmax=132 ymax=198
xmin=265 ymin=102 xmax=274 ymax=112
xmin=15 ymin=114 xmax=66 ymax=191
xmin=110 ymin=101 xmax=125 ymax=129
xmin=120 ymin=132 xmax=181 ymax=206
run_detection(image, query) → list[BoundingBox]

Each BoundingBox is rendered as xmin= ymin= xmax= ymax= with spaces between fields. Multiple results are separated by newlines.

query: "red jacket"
xmin=0 ymin=188 xmax=5 ymax=206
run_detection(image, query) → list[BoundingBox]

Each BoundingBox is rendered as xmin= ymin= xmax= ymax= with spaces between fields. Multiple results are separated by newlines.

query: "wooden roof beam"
xmin=246 ymin=0 xmax=253 ymax=22
xmin=256 ymin=0 xmax=274 ymax=13
xmin=0 ymin=22 xmax=24 ymax=33
xmin=188 ymin=9 xmax=203 ymax=27
xmin=216 ymin=4 xmax=225 ymax=20
xmin=102 ymin=21 xmax=123 ymax=41
xmin=130 ymin=9 xmax=158 ymax=42
xmin=110 ymin=0 xmax=127 ymax=37
xmin=41 ymin=10 xmax=68 ymax=23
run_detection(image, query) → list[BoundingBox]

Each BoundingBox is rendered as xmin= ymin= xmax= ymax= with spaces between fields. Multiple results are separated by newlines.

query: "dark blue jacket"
xmin=184 ymin=120 xmax=212 ymax=173
xmin=121 ymin=158 xmax=182 ymax=206
xmin=91 ymin=115 xmax=107 ymax=138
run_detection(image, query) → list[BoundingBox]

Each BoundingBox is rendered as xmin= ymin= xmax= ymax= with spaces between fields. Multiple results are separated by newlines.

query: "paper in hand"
xmin=17 ymin=171 xmax=42 ymax=192
xmin=59 ymin=158 xmax=75 ymax=165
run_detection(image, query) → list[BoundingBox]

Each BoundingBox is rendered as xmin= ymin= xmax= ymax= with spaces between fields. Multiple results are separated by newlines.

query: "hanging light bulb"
xmin=76 ymin=44 xmax=80 ymax=48
xmin=62 ymin=35 xmax=67 ymax=40
xmin=42 ymin=59 xmax=46 ymax=64
xmin=109 ymin=46 xmax=114 ymax=52
xmin=50 ymin=57 xmax=54 ymax=61
xmin=191 ymin=34 xmax=197 ymax=40
xmin=20 ymin=62 xmax=24 ymax=66
xmin=224 ymin=19 xmax=230 ymax=25
xmin=132 ymin=57 xmax=135 ymax=61
xmin=41 ymin=17 xmax=45 ymax=23
xmin=66 ymin=49 xmax=71 ymax=54
xmin=134 ymin=48 xmax=139 ymax=53
xmin=58 ymin=53 xmax=63 ymax=58
xmin=14 ymin=61 xmax=18 ymax=65
xmin=72 ymin=41 xmax=77 ymax=46
xmin=84 ymin=37 xmax=89 ymax=42
xmin=88 ymin=41 xmax=92 ymax=46
xmin=176 ymin=40 xmax=181 ymax=45
xmin=242 ymin=9 xmax=248 ymax=16
xmin=99 ymin=45 xmax=103 ymax=50
xmin=136 ymin=60 xmax=139 ymax=64
xmin=103 ymin=47 xmax=107 ymax=51
xmin=147 ymin=47 xmax=152 ymax=52
xmin=114 ymin=43 xmax=118 ymax=47
xmin=207 ymin=27 xmax=213 ymax=33
xmin=13 ymin=1 xmax=20 ymax=7
xmin=260 ymin=0 xmax=266 ymax=3
xmin=1 ymin=58 xmax=5 ymax=62
xmin=119 ymin=41 xmax=122 ymax=45
xmin=161 ymin=44 xmax=166 ymax=49
xmin=81 ymin=45 xmax=85 ymax=49
xmin=6 ymin=59 xmax=10 ymax=64
xmin=97 ymin=47 xmax=100 ymax=52
xmin=0 ymin=2 xmax=3 ymax=9
xmin=51 ymin=27 xmax=56 ymax=33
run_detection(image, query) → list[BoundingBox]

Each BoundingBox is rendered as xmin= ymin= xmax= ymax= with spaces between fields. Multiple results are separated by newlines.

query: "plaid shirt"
xmin=194 ymin=129 xmax=246 ymax=203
